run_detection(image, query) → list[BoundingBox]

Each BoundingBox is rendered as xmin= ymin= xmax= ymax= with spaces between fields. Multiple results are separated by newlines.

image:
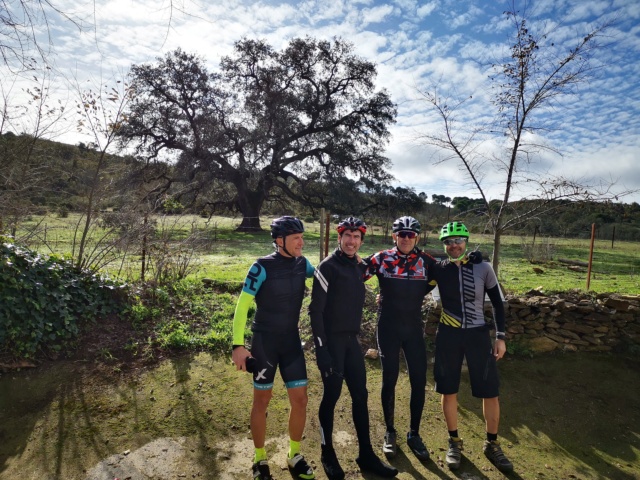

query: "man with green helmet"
xmin=428 ymin=221 xmax=513 ymax=473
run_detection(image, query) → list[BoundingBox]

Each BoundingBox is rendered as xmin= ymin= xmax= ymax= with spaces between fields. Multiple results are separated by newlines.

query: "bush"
xmin=0 ymin=238 xmax=127 ymax=359
xmin=57 ymin=206 xmax=69 ymax=218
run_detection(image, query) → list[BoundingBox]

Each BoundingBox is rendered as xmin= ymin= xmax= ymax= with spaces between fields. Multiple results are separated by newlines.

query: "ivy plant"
xmin=0 ymin=238 xmax=127 ymax=359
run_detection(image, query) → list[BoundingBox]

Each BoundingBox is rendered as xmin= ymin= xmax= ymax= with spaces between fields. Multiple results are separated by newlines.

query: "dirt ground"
xmin=83 ymin=432 xmax=366 ymax=480
xmin=2 ymin=313 xmax=639 ymax=480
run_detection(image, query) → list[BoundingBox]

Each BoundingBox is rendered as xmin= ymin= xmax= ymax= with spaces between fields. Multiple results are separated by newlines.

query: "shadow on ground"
xmin=1 ymin=351 xmax=638 ymax=479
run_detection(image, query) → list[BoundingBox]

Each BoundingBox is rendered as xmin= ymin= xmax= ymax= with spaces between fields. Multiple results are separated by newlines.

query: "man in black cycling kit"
xmin=428 ymin=221 xmax=513 ymax=473
xmin=362 ymin=216 xmax=482 ymax=463
xmin=231 ymin=216 xmax=315 ymax=480
xmin=309 ymin=217 xmax=398 ymax=480
xmin=361 ymin=216 xmax=435 ymax=461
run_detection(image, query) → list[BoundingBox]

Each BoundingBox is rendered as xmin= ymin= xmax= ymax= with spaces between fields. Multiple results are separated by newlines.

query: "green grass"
xmin=12 ymin=214 xmax=640 ymax=295
xmin=3 ymin=215 xmax=639 ymax=479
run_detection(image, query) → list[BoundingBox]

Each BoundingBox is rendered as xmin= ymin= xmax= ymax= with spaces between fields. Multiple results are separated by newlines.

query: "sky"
xmin=3 ymin=0 xmax=640 ymax=204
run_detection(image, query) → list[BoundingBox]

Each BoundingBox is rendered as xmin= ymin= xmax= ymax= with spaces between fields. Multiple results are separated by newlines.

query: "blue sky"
xmin=3 ymin=0 xmax=640 ymax=203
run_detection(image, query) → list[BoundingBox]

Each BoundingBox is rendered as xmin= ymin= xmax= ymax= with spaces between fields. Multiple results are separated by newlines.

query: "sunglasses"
xmin=443 ymin=237 xmax=467 ymax=246
xmin=397 ymin=231 xmax=417 ymax=239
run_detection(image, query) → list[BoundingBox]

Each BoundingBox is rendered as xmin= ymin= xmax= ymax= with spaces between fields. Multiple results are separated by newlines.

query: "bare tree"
xmin=0 ymin=66 xmax=69 ymax=234
xmin=0 ymin=0 xmax=83 ymax=69
xmin=1 ymin=0 xmax=190 ymax=69
xmin=70 ymin=74 xmax=132 ymax=269
xmin=417 ymin=5 xmax=630 ymax=274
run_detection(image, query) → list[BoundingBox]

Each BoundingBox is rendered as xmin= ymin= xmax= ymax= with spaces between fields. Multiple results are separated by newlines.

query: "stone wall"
xmin=424 ymin=292 xmax=640 ymax=353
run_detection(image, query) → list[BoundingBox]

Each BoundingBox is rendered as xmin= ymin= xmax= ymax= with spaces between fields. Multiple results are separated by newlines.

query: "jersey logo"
xmin=255 ymin=368 xmax=268 ymax=381
xmin=245 ymin=263 xmax=264 ymax=294
xmin=461 ymin=266 xmax=479 ymax=325
xmin=440 ymin=311 xmax=462 ymax=327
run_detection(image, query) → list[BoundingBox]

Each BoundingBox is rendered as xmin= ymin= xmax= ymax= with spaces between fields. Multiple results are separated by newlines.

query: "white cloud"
xmin=1 ymin=0 xmax=638 ymax=203
xmin=416 ymin=2 xmax=438 ymax=19
xmin=360 ymin=4 xmax=395 ymax=27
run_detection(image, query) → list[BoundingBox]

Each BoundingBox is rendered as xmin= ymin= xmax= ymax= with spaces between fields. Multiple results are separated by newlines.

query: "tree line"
xmin=2 ymin=129 xmax=639 ymax=241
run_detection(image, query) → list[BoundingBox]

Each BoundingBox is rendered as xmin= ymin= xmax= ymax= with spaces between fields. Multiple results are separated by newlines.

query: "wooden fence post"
xmin=586 ymin=223 xmax=596 ymax=290
xmin=319 ymin=208 xmax=325 ymax=261
xmin=324 ymin=213 xmax=330 ymax=258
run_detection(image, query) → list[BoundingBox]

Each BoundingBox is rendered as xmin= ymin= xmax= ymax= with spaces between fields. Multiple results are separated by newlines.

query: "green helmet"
xmin=439 ymin=221 xmax=470 ymax=241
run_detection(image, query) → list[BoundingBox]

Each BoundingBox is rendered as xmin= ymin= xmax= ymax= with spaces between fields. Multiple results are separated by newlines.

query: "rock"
xmin=364 ymin=348 xmax=378 ymax=359
xmin=562 ymin=323 xmax=595 ymax=334
xmin=604 ymin=297 xmax=631 ymax=311
xmin=528 ymin=337 xmax=559 ymax=353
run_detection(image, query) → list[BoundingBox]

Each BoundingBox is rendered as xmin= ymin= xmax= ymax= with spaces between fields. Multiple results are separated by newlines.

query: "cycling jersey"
xmin=309 ymin=248 xmax=366 ymax=349
xmin=427 ymin=258 xmax=505 ymax=331
xmin=232 ymin=251 xmax=314 ymax=389
xmin=234 ymin=252 xmax=314 ymax=338
xmin=362 ymin=247 xmax=437 ymax=324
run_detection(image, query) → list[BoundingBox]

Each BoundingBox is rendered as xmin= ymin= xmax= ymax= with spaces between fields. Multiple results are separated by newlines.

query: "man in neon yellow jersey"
xmin=231 ymin=216 xmax=315 ymax=480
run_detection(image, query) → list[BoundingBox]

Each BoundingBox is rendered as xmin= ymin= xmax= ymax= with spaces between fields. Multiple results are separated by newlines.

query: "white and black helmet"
xmin=392 ymin=216 xmax=421 ymax=233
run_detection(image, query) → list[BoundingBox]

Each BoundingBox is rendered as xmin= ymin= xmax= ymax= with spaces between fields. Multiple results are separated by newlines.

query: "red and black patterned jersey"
xmin=362 ymin=247 xmax=437 ymax=324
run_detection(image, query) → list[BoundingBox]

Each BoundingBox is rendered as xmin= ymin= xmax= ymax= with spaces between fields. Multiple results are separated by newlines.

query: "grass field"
xmin=3 ymin=214 xmax=639 ymax=479
xmin=15 ymin=213 xmax=640 ymax=295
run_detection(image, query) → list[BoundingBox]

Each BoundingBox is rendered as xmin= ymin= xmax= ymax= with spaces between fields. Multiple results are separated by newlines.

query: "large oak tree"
xmin=120 ymin=37 xmax=397 ymax=230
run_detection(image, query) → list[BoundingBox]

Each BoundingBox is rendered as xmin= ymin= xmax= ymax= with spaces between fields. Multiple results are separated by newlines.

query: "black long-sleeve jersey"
xmin=362 ymin=247 xmax=437 ymax=326
xmin=309 ymin=248 xmax=365 ymax=349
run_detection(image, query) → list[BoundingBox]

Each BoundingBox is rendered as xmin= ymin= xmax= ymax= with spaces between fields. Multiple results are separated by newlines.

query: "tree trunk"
xmin=236 ymin=187 xmax=266 ymax=232
xmin=492 ymin=229 xmax=502 ymax=276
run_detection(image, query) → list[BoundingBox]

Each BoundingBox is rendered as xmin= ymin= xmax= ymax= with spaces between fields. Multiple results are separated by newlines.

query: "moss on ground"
xmin=1 ymin=352 xmax=639 ymax=479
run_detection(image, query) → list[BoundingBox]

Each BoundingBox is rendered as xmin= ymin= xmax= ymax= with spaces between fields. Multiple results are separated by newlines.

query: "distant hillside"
xmin=2 ymin=133 xmax=639 ymax=241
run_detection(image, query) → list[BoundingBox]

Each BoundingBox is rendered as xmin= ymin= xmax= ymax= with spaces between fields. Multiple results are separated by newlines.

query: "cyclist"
xmin=428 ymin=221 xmax=513 ymax=473
xmin=361 ymin=216 xmax=437 ymax=461
xmin=231 ymin=216 xmax=315 ymax=480
xmin=309 ymin=217 xmax=398 ymax=480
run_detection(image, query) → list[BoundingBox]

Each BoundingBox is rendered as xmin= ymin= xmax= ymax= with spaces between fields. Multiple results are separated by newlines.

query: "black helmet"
xmin=392 ymin=216 xmax=421 ymax=233
xmin=270 ymin=216 xmax=304 ymax=239
xmin=337 ymin=216 xmax=367 ymax=236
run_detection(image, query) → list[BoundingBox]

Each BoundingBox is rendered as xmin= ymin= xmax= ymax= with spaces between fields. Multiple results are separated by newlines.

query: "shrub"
xmin=0 ymin=238 xmax=127 ymax=359
xmin=57 ymin=206 xmax=69 ymax=218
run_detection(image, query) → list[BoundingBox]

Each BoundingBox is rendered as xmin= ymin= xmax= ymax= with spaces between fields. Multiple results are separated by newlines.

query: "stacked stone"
xmin=423 ymin=292 xmax=640 ymax=354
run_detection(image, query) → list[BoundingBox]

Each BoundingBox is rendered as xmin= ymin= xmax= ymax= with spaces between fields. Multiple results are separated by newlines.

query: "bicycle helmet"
xmin=439 ymin=221 xmax=470 ymax=240
xmin=337 ymin=216 xmax=367 ymax=236
xmin=270 ymin=216 xmax=305 ymax=239
xmin=392 ymin=216 xmax=421 ymax=233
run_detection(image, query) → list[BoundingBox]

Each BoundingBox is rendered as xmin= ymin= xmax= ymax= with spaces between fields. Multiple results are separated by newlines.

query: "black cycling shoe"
xmin=287 ymin=453 xmax=315 ymax=479
xmin=382 ymin=430 xmax=397 ymax=458
xmin=446 ymin=437 xmax=463 ymax=470
xmin=252 ymin=460 xmax=274 ymax=480
xmin=321 ymin=445 xmax=345 ymax=480
xmin=356 ymin=447 xmax=398 ymax=478
xmin=483 ymin=440 xmax=514 ymax=473
xmin=407 ymin=432 xmax=430 ymax=461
